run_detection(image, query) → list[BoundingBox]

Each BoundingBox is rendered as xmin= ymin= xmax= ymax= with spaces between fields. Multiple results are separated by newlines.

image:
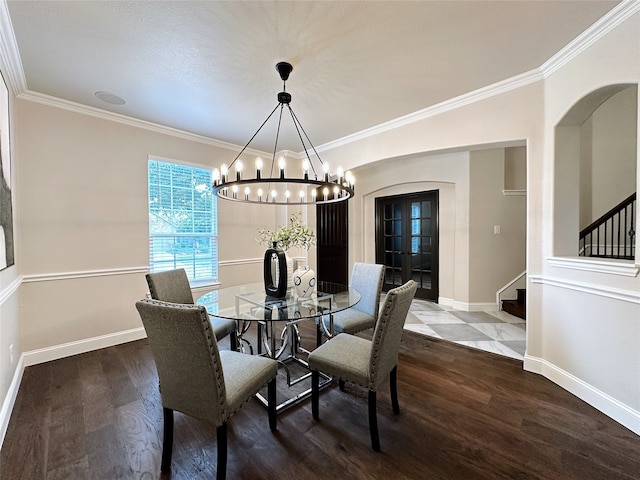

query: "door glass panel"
xmin=392 ymin=236 xmax=401 ymax=252
xmin=422 ymin=236 xmax=431 ymax=252
xmin=421 ymin=219 xmax=431 ymax=235
xmin=422 ymin=200 xmax=431 ymax=217
xmin=411 ymin=202 xmax=420 ymax=219
xmin=392 ymin=204 xmax=400 ymax=219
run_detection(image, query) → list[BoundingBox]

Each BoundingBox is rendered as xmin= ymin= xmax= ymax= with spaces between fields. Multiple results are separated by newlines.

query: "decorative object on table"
xmin=263 ymin=242 xmax=288 ymax=298
xmin=293 ymin=265 xmax=316 ymax=298
xmin=258 ymin=211 xmax=315 ymax=290
xmin=211 ymin=61 xmax=354 ymax=205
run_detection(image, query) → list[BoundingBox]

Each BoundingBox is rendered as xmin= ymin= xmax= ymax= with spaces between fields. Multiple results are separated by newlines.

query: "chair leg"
xmin=368 ymin=390 xmax=380 ymax=451
xmin=390 ymin=365 xmax=400 ymax=414
xmin=230 ymin=330 xmax=239 ymax=352
xmin=161 ymin=407 xmax=174 ymax=472
xmin=339 ymin=379 xmax=346 ymax=391
xmin=216 ymin=423 xmax=227 ymax=480
xmin=268 ymin=378 xmax=277 ymax=432
xmin=311 ymin=370 xmax=320 ymax=420
xmin=316 ymin=322 xmax=322 ymax=347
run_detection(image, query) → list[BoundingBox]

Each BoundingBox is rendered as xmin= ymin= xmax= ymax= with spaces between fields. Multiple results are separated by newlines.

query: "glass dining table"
xmin=196 ymin=282 xmax=361 ymax=413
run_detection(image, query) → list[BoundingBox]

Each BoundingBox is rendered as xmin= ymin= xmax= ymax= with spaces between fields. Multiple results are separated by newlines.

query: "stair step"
xmin=502 ymin=298 xmax=526 ymax=320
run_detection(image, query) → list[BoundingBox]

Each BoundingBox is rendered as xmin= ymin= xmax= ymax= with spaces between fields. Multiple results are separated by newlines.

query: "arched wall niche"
xmin=553 ymin=83 xmax=637 ymax=257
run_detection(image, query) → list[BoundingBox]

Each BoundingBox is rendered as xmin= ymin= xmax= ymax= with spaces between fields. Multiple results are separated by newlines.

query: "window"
xmin=148 ymin=159 xmax=218 ymax=283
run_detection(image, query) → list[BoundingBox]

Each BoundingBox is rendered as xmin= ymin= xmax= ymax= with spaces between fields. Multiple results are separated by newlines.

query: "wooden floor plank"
xmin=2 ymin=325 xmax=640 ymax=480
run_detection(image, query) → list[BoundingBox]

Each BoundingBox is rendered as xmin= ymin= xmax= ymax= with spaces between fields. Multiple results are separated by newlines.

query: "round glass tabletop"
xmin=196 ymin=282 xmax=361 ymax=322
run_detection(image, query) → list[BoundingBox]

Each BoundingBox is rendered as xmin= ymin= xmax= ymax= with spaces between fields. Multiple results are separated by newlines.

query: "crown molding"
xmin=18 ymin=90 xmax=272 ymax=156
xmin=541 ymin=0 xmax=640 ymax=77
xmin=0 ymin=0 xmax=27 ymax=96
xmin=313 ymin=68 xmax=544 ymax=154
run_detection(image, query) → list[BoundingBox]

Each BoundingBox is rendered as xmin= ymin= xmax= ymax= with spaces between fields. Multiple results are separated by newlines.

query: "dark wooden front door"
xmin=316 ymin=201 xmax=348 ymax=288
xmin=375 ymin=191 xmax=439 ymax=301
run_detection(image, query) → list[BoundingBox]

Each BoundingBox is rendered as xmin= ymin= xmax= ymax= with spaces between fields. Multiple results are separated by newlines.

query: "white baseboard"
xmin=23 ymin=327 xmax=147 ymax=367
xmin=452 ymin=301 xmax=498 ymax=312
xmin=524 ymin=354 xmax=640 ymax=436
xmin=436 ymin=297 xmax=497 ymax=312
xmin=438 ymin=297 xmax=454 ymax=307
xmin=0 ymin=354 xmax=25 ymax=449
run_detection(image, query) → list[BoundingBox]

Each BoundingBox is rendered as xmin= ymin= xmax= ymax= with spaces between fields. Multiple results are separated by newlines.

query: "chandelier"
xmin=211 ymin=62 xmax=355 ymax=205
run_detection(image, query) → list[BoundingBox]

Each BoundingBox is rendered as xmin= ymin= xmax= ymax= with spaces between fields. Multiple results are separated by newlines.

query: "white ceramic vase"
xmin=293 ymin=265 xmax=316 ymax=298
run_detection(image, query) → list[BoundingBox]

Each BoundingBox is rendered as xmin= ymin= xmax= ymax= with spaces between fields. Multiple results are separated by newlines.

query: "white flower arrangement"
xmin=257 ymin=212 xmax=316 ymax=251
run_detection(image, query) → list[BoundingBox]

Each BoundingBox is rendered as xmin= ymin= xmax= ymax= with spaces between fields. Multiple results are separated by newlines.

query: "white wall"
xmin=14 ymin=99 xmax=282 ymax=353
xmin=353 ymin=152 xmax=467 ymax=305
xmin=469 ymin=149 xmax=526 ymax=304
xmin=580 ymin=86 xmax=637 ymax=228
xmin=351 ymin=147 xmax=526 ymax=310
xmin=534 ymin=10 xmax=640 ymax=432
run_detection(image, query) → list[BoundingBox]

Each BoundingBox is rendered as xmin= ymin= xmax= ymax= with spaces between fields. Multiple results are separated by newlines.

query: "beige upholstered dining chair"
xmin=317 ymin=262 xmax=385 ymax=345
xmin=135 ymin=298 xmax=278 ymax=480
xmin=146 ymin=268 xmax=238 ymax=350
xmin=308 ymin=279 xmax=417 ymax=451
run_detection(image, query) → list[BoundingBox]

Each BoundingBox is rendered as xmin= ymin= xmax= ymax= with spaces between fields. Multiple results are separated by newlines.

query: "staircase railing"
xmin=579 ymin=193 xmax=636 ymax=260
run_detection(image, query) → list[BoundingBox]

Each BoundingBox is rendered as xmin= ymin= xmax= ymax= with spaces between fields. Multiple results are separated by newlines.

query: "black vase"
xmin=264 ymin=242 xmax=287 ymax=298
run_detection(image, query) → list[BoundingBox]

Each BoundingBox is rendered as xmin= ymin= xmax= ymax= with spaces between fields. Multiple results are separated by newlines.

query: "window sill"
xmin=190 ymin=280 xmax=221 ymax=294
xmin=547 ymin=256 xmax=639 ymax=277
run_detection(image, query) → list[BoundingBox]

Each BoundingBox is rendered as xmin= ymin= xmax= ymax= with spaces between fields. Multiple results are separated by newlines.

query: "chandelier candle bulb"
xmin=255 ymin=157 xmax=263 ymax=179
xmin=258 ymin=188 xmax=263 ymax=201
xmin=212 ymin=168 xmax=220 ymax=186
xmin=302 ymin=158 xmax=310 ymax=180
xmin=232 ymin=184 xmax=238 ymax=199
xmin=244 ymin=186 xmax=250 ymax=200
xmin=345 ymin=170 xmax=354 ymax=187
xmin=235 ymin=160 xmax=243 ymax=180
xmin=278 ymin=156 xmax=286 ymax=179
xmin=220 ymin=163 xmax=228 ymax=183
xmin=337 ymin=166 xmax=344 ymax=184
xmin=323 ymin=162 xmax=330 ymax=182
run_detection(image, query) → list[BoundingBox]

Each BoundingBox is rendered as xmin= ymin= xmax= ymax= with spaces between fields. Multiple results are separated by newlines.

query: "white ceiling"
xmin=4 ymin=0 xmax=621 ymax=154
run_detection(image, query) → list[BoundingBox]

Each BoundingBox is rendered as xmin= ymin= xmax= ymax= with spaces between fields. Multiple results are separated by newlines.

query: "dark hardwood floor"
xmin=2 ymin=322 xmax=639 ymax=480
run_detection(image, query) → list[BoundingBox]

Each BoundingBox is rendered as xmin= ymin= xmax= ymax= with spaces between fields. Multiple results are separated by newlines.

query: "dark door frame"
xmin=375 ymin=190 xmax=439 ymax=301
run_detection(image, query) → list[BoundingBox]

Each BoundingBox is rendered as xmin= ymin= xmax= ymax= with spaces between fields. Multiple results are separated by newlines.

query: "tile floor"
xmin=404 ymin=298 xmax=526 ymax=360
